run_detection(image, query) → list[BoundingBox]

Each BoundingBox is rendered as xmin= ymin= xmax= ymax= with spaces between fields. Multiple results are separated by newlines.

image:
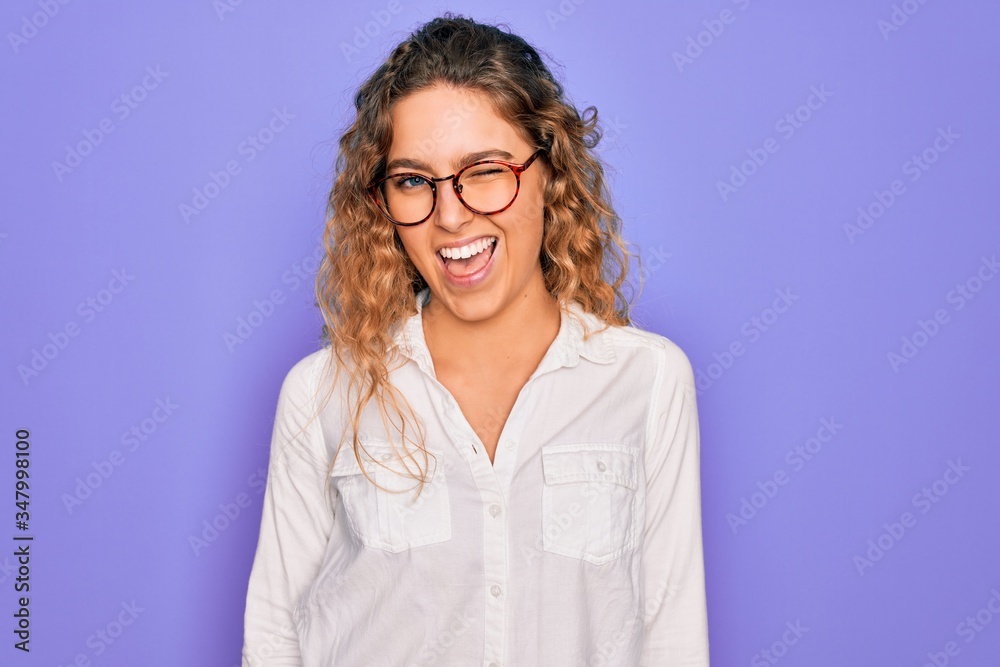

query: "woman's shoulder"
xmin=570 ymin=306 xmax=696 ymax=391
xmin=281 ymin=345 xmax=334 ymax=382
xmin=573 ymin=305 xmax=693 ymax=368
xmin=275 ymin=345 xmax=347 ymax=406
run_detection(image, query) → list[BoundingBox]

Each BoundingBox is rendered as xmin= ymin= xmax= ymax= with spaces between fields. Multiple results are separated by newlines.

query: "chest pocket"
xmin=540 ymin=443 xmax=641 ymax=565
xmin=329 ymin=442 xmax=452 ymax=553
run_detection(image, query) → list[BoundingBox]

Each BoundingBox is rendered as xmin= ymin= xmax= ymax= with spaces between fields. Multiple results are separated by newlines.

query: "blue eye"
xmin=393 ymin=174 xmax=428 ymax=190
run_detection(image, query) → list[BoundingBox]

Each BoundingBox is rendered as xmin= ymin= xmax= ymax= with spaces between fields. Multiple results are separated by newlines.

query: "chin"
xmin=431 ymin=287 xmax=504 ymax=322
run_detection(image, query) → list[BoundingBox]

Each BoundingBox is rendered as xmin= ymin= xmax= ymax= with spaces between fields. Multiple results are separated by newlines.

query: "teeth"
xmin=439 ymin=237 xmax=496 ymax=260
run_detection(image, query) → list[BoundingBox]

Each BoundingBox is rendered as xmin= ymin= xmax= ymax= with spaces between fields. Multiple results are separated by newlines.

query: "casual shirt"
xmin=242 ymin=286 xmax=710 ymax=666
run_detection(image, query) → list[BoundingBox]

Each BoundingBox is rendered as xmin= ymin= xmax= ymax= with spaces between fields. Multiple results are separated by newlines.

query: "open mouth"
xmin=437 ymin=236 xmax=498 ymax=278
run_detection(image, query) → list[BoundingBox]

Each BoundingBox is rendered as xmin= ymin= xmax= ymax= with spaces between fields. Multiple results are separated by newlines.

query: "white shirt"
xmin=242 ymin=287 xmax=710 ymax=667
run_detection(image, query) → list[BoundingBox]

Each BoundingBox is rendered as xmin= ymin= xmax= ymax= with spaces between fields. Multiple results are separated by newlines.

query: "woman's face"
xmin=387 ymin=83 xmax=548 ymax=324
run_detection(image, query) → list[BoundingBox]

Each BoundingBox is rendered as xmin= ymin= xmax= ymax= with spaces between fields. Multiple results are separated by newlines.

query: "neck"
xmin=421 ymin=275 xmax=561 ymax=368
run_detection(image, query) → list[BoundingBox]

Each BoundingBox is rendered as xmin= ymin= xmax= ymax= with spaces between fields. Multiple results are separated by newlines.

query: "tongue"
xmin=444 ymin=245 xmax=493 ymax=277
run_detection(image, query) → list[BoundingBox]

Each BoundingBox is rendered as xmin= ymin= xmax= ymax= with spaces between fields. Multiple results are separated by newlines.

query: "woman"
xmin=243 ymin=14 xmax=709 ymax=667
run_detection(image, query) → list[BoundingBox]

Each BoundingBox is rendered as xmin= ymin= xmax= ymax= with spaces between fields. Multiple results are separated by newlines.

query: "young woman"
xmin=243 ymin=14 xmax=709 ymax=667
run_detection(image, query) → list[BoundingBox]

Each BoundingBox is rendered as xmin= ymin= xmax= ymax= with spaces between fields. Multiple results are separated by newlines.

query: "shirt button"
xmin=490 ymin=584 xmax=502 ymax=598
xmin=596 ymin=460 xmax=607 ymax=472
xmin=488 ymin=663 xmax=500 ymax=667
xmin=380 ymin=453 xmax=392 ymax=461
xmin=489 ymin=504 xmax=501 ymax=518
xmin=505 ymin=440 xmax=516 ymax=449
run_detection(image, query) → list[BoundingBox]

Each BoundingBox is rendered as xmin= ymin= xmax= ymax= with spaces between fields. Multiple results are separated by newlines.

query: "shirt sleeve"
xmin=639 ymin=343 xmax=711 ymax=666
xmin=243 ymin=354 xmax=336 ymax=667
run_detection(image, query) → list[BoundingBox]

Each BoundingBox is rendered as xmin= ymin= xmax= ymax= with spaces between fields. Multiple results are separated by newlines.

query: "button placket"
xmin=421 ymin=338 xmax=538 ymax=666
xmin=480 ymin=487 xmax=509 ymax=666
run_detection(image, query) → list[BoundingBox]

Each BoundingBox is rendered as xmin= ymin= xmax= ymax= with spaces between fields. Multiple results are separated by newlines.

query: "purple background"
xmin=3 ymin=1 xmax=999 ymax=665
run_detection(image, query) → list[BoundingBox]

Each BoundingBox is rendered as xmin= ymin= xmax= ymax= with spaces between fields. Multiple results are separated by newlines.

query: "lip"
xmin=435 ymin=237 xmax=499 ymax=288
xmin=435 ymin=234 xmax=497 ymax=252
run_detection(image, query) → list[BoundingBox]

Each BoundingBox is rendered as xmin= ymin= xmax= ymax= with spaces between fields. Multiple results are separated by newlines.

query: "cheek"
xmin=526 ymin=189 xmax=547 ymax=241
xmin=520 ymin=182 xmax=547 ymax=225
xmin=394 ymin=232 xmax=419 ymax=264
xmin=505 ymin=206 xmax=546 ymax=262
xmin=395 ymin=230 xmax=436 ymax=273
xmin=511 ymin=176 xmax=546 ymax=230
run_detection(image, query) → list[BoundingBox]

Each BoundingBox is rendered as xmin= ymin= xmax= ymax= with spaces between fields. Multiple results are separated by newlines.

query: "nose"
xmin=433 ymin=177 xmax=473 ymax=231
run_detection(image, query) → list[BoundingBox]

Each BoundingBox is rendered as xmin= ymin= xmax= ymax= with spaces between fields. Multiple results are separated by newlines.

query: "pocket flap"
xmin=541 ymin=443 xmax=639 ymax=490
xmin=329 ymin=448 xmax=370 ymax=477
xmin=330 ymin=442 xmax=441 ymax=481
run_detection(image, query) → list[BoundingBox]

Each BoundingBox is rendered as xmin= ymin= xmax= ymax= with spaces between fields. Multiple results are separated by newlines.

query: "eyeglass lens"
xmin=378 ymin=163 xmax=518 ymax=224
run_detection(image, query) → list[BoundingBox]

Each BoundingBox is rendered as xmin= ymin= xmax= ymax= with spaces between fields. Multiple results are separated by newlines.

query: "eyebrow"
xmin=385 ymin=149 xmax=516 ymax=174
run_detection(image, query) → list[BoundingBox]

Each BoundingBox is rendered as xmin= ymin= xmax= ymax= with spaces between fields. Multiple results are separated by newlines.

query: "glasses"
xmin=368 ymin=149 xmax=546 ymax=226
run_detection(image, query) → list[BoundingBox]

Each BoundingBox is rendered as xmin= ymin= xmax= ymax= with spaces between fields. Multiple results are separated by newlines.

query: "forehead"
xmin=387 ymin=85 xmax=528 ymax=167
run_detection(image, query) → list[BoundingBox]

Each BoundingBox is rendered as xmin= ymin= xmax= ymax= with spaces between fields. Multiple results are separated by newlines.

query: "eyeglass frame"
xmin=367 ymin=148 xmax=547 ymax=226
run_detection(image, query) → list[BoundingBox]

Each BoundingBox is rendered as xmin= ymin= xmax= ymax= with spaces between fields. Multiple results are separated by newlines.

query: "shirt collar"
xmin=390 ymin=286 xmax=617 ymax=377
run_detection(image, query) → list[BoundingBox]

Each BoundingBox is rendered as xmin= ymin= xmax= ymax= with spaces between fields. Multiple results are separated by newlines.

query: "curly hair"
xmin=307 ymin=13 xmax=639 ymax=499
